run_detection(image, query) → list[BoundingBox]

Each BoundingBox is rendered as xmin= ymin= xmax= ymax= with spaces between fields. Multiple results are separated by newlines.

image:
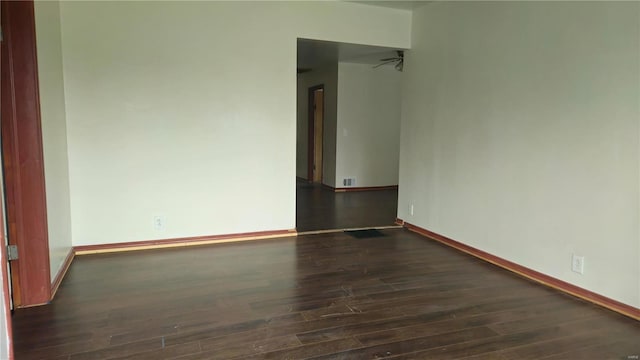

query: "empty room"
xmin=0 ymin=1 xmax=639 ymax=359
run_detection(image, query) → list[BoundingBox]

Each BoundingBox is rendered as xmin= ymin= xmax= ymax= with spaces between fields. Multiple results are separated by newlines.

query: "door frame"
xmin=0 ymin=5 xmax=15 ymax=356
xmin=1 ymin=0 xmax=51 ymax=308
xmin=307 ymin=84 xmax=324 ymax=183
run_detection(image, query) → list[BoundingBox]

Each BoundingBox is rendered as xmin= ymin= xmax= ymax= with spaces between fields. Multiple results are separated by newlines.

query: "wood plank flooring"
xmin=296 ymin=180 xmax=398 ymax=231
xmin=12 ymin=229 xmax=640 ymax=359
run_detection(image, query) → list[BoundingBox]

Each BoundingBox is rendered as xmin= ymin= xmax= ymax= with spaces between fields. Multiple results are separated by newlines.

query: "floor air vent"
xmin=343 ymin=178 xmax=356 ymax=187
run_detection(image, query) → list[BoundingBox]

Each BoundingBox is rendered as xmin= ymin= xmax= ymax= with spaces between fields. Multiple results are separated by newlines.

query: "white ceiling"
xmin=297 ymin=39 xmax=403 ymax=70
xmin=298 ymin=1 xmax=424 ymax=70
xmin=347 ymin=1 xmax=430 ymax=11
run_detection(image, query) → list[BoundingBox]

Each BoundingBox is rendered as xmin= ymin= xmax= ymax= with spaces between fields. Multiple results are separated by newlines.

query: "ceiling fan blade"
xmin=379 ymin=57 xmax=398 ymax=61
xmin=373 ymin=59 xmax=399 ymax=68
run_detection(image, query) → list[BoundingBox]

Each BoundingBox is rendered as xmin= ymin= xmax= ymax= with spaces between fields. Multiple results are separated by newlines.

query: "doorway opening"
xmin=295 ymin=38 xmax=403 ymax=233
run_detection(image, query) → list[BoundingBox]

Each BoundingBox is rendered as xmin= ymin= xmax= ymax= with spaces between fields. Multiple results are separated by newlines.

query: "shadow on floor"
xmin=296 ymin=178 xmax=398 ymax=232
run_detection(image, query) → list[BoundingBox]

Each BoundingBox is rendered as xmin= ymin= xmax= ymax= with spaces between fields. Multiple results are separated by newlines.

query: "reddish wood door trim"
xmin=0 ymin=39 xmax=15 ymax=360
xmin=307 ymin=84 xmax=324 ymax=182
xmin=0 ymin=4 xmax=15 ymax=355
xmin=1 ymin=0 xmax=51 ymax=307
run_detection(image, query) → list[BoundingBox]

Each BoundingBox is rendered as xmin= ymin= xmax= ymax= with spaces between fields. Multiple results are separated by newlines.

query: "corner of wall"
xmin=34 ymin=0 xmax=74 ymax=282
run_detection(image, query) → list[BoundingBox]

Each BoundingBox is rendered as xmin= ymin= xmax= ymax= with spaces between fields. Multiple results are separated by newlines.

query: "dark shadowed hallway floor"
xmin=296 ymin=179 xmax=399 ymax=232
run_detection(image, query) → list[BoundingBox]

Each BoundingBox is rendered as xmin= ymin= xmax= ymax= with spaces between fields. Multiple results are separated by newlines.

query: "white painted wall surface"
xmin=296 ymin=64 xmax=339 ymax=186
xmin=58 ymin=1 xmax=411 ymax=245
xmin=336 ymin=62 xmax=401 ymax=187
xmin=34 ymin=0 xmax=73 ymax=281
xmin=399 ymin=2 xmax=640 ymax=307
xmin=0 ymin=272 xmax=8 ymax=360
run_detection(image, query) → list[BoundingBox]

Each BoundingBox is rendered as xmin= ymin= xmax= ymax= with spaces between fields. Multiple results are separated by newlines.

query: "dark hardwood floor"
xmin=12 ymin=229 xmax=640 ymax=359
xmin=296 ymin=179 xmax=398 ymax=232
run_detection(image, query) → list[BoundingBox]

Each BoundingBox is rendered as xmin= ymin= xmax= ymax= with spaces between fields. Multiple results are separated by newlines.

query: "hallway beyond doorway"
xmin=296 ymin=179 xmax=398 ymax=232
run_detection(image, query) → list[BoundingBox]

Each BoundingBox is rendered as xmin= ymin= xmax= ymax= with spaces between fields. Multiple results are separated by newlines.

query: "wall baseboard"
xmin=297 ymin=225 xmax=403 ymax=236
xmin=47 ymin=229 xmax=298 ymax=303
xmin=74 ymin=229 xmax=297 ymax=255
xmin=398 ymin=219 xmax=640 ymax=321
xmin=333 ymin=185 xmax=398 ymax=193
xmin=321 ymin=183 xmax=335 ymax=191
xmin=50 ymin=249 xmax=74 ymax=299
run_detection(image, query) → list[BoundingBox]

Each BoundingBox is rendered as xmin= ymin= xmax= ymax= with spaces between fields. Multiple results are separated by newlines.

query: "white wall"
xmin=336 ymin=62 xmax=401 ymax=187
xmin=0 ymin=275 xmax=8 ymax=360
xmin=0 ymin=262 xmax=9 ymax=360
xmin=34 ymin=0 xmax=73 ymax=281
xmin=0 ymin=158 xmax=9 ymax=358
xmin=58 ymin=1 xmax=411 ymax=245
xmin=296 ymin=64 xmax=339 ymax=185
xmin=399 ymin=2 xmax=640 ymax=307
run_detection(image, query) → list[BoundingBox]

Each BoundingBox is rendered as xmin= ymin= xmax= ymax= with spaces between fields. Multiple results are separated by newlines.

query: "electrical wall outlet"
xmin=153 ymin=216 xmax=166 ymax=231
xmin=410 ymin=204 xmax=414 ymax=216
xmin=571 ymin=254 xmax=585 ymax=274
